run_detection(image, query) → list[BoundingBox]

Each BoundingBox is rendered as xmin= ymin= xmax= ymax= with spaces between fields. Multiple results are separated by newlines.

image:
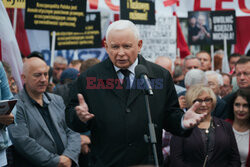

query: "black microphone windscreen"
xmin=135 ymin=64 xmax=149 ymax=78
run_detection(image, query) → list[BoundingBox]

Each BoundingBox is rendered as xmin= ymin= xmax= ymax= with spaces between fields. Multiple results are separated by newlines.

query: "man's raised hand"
xmin=183 ymin=102 xmax=207 ymax=129
xmin=75 ymin=94 xmax=94 ymax=123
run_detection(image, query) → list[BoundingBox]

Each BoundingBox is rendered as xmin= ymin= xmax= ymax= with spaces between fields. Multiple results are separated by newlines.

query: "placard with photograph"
xmin=188 ymin=11 xmax=212 ymax=45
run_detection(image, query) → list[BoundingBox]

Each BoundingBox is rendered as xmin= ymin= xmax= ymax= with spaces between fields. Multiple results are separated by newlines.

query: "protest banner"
xmin=2 ymin=0 xmax=25 ymax=9
xmin=25 ymin=0 xmax=86 ymax=31
xmin=120 ymin=0 xmax=155 ymax=25
xmin=137 ymin=15 xmax=177 ymax=62
xmin=17 ymin=0 xmax=249 ymax=63
xmin=50 ymin=12 xmax=102 ymax=50
xmin=211 ymin=10 xmax=236 ymax=44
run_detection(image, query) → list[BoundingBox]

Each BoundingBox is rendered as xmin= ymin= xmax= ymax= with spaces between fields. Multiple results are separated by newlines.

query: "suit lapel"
xmin=20 ymin=90 xmax=54 ymax=142
xmin=127 ymin=55 xmax=157 ymax=106
xmin=100 ymin=58 xmax=125 ymax=102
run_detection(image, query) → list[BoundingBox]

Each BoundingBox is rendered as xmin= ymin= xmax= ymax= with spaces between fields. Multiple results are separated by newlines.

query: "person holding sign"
xmin=67 ymin=20 xmax=208 ymax=167
xmin=0 ymin=61 xmax=15 ymax=167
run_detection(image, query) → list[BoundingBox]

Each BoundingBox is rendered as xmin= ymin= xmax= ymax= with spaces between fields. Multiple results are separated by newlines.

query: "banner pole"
xmin=13 ymin=8 xmax=17 ymax=34
xmin=50 ymin=31 xmax=56 ymax=67
xmin=176 ymin=47 xmax=180 ymax=59
xmin=211 ymin=45 xmax=214 ymax=71
xmin=223 ymin=37 xmax=227 ymax=60
xmin=222 ymin=37 xmax=230 ymax=73
xmin=74 ymin=50 xmax=78 ymax=60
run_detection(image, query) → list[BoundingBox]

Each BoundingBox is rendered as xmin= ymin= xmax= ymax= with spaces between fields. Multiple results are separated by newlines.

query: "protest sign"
xmin=188 ymin=11 xmax=212 ymax=45
xmin=120 ymin=0 xmax=155 ymax=25
xmin=2 ymin=0 xmax=25 ymax=8
xmin=211 ymin=10 xmax=236 ymax=44
xmin=50 ymin=12 xmax=102 ymax=50
xmin=137 ymin=15 xmax=176 ymax=62
xmin=25 ymin=0 xmax=86 ymax=31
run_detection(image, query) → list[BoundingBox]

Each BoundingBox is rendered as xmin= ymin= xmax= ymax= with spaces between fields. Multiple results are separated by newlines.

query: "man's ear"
xmin=138 ymin=40 xmax=143 ymax=53
xmin=104 ymin=40 xmax=108 ymax=50
xmin=21 ymin=74 xmax=25 ymax=83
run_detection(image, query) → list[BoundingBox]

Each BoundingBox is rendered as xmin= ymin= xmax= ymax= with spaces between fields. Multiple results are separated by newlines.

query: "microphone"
xmin=135 ymin=64 xmax=154 ymax=96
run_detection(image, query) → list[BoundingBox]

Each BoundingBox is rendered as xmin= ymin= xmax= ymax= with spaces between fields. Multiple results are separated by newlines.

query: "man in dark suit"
xmin=223 ymin=56 xmax=250 ymax=118
xmin=8 ymin=57 xmax=81 ymax=167
xmin=67 ymin=20 xmax=206 ymax=167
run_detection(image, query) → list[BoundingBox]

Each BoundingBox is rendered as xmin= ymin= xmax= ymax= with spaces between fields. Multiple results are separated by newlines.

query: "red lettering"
xmin=115 ymin=79 xmax=123 ymax=90
xmin=88 ymin=0 xmax=98 ymax=10
xmin=194 ymin=0 xmax=211 ymax=11
xmin=104 ymin=0 xmax=119 ymax=11
xmin=106 ymin=79 xmax=114 ymax=89
xmin=96 ymin=79 xmax=106 ymax=89
xmin=238 ymin=0 xmax=250 ymax=13
xmin=86 ymin=77 xmax=97 ymax=89
xmin=163 ymin=0 xmax=179 ymax=7
xmin=216 ymin=0 xmax=233 ymax=11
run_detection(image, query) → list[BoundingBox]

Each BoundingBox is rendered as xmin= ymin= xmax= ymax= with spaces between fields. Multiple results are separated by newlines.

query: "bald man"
xmin=155 ymin=56 xmax=186 ymax=94
xmin=8 ymin=57 xmax=80 ymax=167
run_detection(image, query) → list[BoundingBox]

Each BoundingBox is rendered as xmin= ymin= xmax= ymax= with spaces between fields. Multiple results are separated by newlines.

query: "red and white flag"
xmin=172 ymin=6 xmax=190 ymax=58
xmin=7 ymin=9 xmax=31 ymax=57
xmin=233 ymin=17 xmax=250 ymax=55
xmin=0 ymin=1 xmax=23 ymax=90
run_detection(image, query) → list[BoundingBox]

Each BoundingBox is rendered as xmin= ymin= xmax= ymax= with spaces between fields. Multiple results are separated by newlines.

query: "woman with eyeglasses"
xmin=226 ymin=88 xmax=250 ymax=167
xmin=169 ymin=84 xmax=240 ymax=167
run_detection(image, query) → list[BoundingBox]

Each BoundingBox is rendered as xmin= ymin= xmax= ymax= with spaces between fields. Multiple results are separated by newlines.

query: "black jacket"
xmin=67 ymin=55 xmax=191 ymax=167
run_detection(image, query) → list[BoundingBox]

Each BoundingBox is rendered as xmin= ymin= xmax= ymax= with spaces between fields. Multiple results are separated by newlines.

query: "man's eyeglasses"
xmin=193 ymin=98 xmax=213 ymax=104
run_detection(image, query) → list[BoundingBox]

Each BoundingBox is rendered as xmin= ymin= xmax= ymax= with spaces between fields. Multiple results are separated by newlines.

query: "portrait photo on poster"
xmin=188 ymin=11 xmax=212 ymax=45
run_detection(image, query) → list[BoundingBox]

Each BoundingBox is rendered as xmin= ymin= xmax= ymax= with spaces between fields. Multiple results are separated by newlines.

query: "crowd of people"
xmin=0 ymin=20 xmax=249 ymax=167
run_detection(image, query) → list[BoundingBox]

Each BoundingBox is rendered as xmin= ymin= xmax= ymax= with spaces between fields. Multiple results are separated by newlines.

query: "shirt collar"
xmin=113 ymin=58 xmax=138 ymax=75
xmin=24 ymin=85 xmax=49 ymax=107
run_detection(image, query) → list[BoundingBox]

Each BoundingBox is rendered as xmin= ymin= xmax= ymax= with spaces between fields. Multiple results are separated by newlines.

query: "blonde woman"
xmin=170 ymin=85 xmax=240 ymax=167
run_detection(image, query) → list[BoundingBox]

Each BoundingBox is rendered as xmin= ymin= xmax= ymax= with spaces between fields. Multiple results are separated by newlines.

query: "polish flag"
xmin=0 ymin=1 xmax=23 ymax=89
xmin=7 ymin=9 xmax=31 ymax=57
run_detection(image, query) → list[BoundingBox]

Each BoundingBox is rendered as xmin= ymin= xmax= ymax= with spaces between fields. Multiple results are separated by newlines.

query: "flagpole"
xmin=177 ymin=47 xmax=180 ymax=58
xmin=211 ymin=45 xmax=214 ymax=71
xmin=50 ymin=31 xmax=56 ymax=67
xmin=222 ymin=37 xmax=230 ymax=73
xmin=13 ymin=8 xmax=17 ymax=34
xmin=74 ymin=49 xmax=78 ymax=60
xmin=224 ymin=37 xmax=227 ymax=61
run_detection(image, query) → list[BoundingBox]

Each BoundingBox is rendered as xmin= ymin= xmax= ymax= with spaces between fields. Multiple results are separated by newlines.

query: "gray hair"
xmin=183 ymin=55 xmax=201 ymax=68
xmin=105 ymin=20 xmax=140 ymax=41
xmin=54 ymin=56 xmax=67 ymax=65
xmin=185 ymin=69 xmax=207 ymax=87
xmin=205 ymin=71 xmax=224 ymax=86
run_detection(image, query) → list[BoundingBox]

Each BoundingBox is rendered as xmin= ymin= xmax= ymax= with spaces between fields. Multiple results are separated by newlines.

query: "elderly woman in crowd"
xmin=226 ymin=88 xmax=250 ymax=167
xmin=170 ymin=84 xmax=241 ymax=167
